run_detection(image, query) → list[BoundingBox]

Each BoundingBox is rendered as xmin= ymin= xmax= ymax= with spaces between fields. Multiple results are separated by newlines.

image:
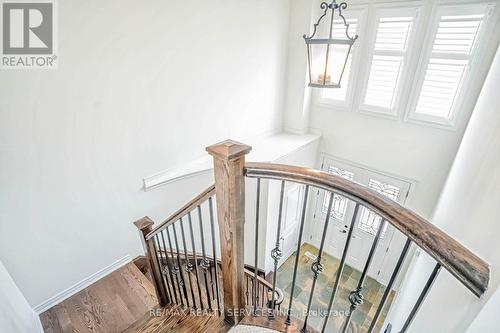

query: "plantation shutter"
xmin=413 ymin=13 xmax=484 ymax=120
xmin=362 ymin=13 xmax=416 ymax=112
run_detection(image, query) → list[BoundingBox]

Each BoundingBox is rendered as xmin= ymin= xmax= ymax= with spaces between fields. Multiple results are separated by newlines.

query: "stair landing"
xmin=40 ymin=262 xmax=159 ymax=332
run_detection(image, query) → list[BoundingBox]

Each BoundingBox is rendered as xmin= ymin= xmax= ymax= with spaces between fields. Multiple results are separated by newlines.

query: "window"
xmin=361 ymin=10 xmax=417 ymax=114
xmin=315 ymin=2 xmax=497 ymax=128
xmin=319 ymin=157 xmax=411 ymax=238
xmin=407 ymin=5 xmax=491 ymax=124
xmin=358 ymin=179 xmax=401 ymax=237
xmin=320 ymin=16 xmax=360 ymax=103
xmin=322 ymin=166 xmax=354 ymax=220
xmin=320 ymin=11 xmax=362 ymax=104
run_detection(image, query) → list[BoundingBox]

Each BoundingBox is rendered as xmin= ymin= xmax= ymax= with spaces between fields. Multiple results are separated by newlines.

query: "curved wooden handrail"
xmin=243 ymin=268 xmax=284 ymax=306
xmin=146 ymin=184 xmax=215 ymax=240
xmin=245 ymin=162 xmax=489 ymax=297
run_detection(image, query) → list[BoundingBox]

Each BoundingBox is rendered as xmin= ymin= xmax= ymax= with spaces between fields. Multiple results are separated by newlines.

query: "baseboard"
xmin=33 ymin=255 xmax=131 ymax=314
xmin=33 ymin=310 xmax=45 ymax=333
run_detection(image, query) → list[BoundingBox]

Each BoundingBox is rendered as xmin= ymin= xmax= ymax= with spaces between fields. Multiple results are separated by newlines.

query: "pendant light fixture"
xmin=304 ymin=1 xmax=358 ymax=88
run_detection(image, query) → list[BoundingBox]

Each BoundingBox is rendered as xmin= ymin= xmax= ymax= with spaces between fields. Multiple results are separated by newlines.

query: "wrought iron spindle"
xmin=179 ymin=217 xmax=197 ymax=309
xmin=166 ymin=224 xmax=186 ymax=306
xmin=321 ymin=203 xmax=359 ymax=333
xmin=301 ymin=192 xmax=334 ymax=332
xmin=269 ymin=180 xmax=285 ymax=318
xmin=367 ymin=238 xmax=412 ymax=333
xmin=154 ymin=234 xmax=172 ymax=302
xmin=187 ymin=211 xmax=205 ymax=310
xmin=160 ymin=230 xmax=178 ymax=304
xmin=171 ymin=222 xmax=190 ymax=307
xmin=340 ymin=219 xmax=387 ymax=333
xmin=153 ymin=234 xmax=170 ymax=303
xmin=197 ymin=205 xmax=213 ymax=311
xmin=285 ymin=185 xmax=310 ymax=326
xmin=246 ymin=274 xmax=250 ymax=305
xmin=208 ymin=197 xmax=222 ymax=315
xmin=398 ymin=263 xmax=442 ymax=333
xmin=253 ymin=178 xmax=261 ymax=315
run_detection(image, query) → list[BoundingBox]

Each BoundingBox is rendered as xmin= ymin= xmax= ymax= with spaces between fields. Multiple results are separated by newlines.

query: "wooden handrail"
xmin=245 ymin=162 xmax=489 ymax=298
xmin=145 ymin=184 xmax=215 ymax=240
xmin=244 ymin=268 xmax=284 ymax=306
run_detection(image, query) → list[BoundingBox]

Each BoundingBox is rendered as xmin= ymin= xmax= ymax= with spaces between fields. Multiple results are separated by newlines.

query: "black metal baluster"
xmin=160 ymin=230 xmax=178 ymax=304
xmin=187 ymin=211 xmax=205 ymax=310
xmin=154 ymin=234 xmax=172 ymax=303
xmin=398 ymin=263 xmax=442 ymax=333
xmin=153 ymin=234 xmax=170 ymax=304
xmin=301 ymin=192 xmax=334 ymax=332
xmin=256 ymin=276 xmax=260 ymax=307
xmin=285 ymin=185 xmax=310 ymax=326
xmin=262 ymin=285 xmax=267 ymax=308
xmin=269 ymin=180 xmax=286 ymax=318
xmin=171 ymin=222 xmax=190 ymax=308
xmin=246 ymin=275 xmax=250 ymax=305
xmin=367 ymin=238 xmax=412 ymax=333
xmin=253 ymin=178 xmax=261 ymax=315
xmin=197 ymin=205 xmax=213 ymax=311
xmin=208 ymin=197 xmax=222 ymax=315
xmin=321 ymin=203 xmax=359 ymax=333
xmin=166 ymin=224 xmax=186 ymax=306
xmin=179 ymin=217 xmax=197 ymax=309
xmin=340 ymin=219 xmax=387 ymax=333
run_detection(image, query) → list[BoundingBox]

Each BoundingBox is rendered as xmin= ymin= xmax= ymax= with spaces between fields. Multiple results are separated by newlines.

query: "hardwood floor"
xmin=39 ymin=262 xmax=231 ymax=333
xmin=40 ymin=263 xmax=158 ymax=333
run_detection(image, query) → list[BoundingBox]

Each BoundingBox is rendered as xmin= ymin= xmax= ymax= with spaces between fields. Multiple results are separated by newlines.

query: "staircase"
xmin=128 ymin=139 xmax=489 ymax=333
xmin=123 ymin=304 xmax=230 ymax=333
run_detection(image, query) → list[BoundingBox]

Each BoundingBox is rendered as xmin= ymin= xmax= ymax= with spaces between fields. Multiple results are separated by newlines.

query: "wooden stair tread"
xmin=122 ymin=304 xmax=231 ymax=333
xmin=239 ymin=312 xmax=319 ymax=333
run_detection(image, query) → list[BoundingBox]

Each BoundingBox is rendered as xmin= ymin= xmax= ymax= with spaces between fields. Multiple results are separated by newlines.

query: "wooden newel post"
xmin=207 ymin=140 xmax=252 ymax=325
xmin=133 ymin=216 xmax=169 ymax=307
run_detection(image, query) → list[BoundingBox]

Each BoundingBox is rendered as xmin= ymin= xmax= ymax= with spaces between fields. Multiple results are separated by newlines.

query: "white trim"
xmin=358 ymin=5 xmax=422 ymax=116
xmin=143 ymin=133 xmax=321 ymax=191
xmin=318 ymin=152 xmax=417 ymax=186
xmin=404 ymin=2 xmax=498 ymax=127
xmin=33 ymin=255 xmax=131 ymax=314
xmin=33 ymin=311 xmax=45 ymax=333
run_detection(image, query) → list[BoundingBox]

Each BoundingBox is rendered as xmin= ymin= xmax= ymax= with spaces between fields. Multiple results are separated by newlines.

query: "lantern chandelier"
xmin=304 ymin=0 xmax=358 ymax=88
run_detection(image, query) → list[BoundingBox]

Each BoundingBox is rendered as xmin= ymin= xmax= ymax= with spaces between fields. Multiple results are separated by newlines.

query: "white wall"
xmin=466 ymin=285 xmax=500 ymax=333
xmin=282 ymin=0 xmax=314 ymax=134
xmin=284 ymin=0 xmax=499 ymax=220
xmin=0 ymin=0 xmax=291 ymax=307
xmin=262 ymin=139 xmax=320 ymax=273
xmin=388 ymin=44 xmax=500 ymax=333
xmin=0 ymin=260 xmax=41 ymax=333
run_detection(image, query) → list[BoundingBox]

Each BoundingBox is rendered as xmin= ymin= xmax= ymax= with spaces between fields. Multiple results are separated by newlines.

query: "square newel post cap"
xmin=133 ymin=216 xmax=154 ymax=232
xmin=206 ymin=139 xmax=252 ymax=161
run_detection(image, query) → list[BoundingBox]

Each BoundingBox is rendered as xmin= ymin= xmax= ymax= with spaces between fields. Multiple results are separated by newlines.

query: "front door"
xmin=311 ymin=157 xmax=411 ymax=284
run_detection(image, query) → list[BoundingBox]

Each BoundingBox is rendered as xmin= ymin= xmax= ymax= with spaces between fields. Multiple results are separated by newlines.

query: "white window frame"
xmin=357 ymin=5 xmax=423 ymax=118
xmin=404 ymin=2 xmax=497 ymax=128
xmin=312 ymin=0 xmax=499 ymax=130
xmin=314 ymin=6 xmax=369 ymax=111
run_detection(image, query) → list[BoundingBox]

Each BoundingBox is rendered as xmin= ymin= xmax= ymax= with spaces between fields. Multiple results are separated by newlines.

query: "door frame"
xmin=308 ymin=153 xmax=417 ymax=286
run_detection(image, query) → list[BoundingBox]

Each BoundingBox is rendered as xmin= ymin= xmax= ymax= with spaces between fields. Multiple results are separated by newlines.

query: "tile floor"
xmin=273 ymin=243 xmax=395 ymax=333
